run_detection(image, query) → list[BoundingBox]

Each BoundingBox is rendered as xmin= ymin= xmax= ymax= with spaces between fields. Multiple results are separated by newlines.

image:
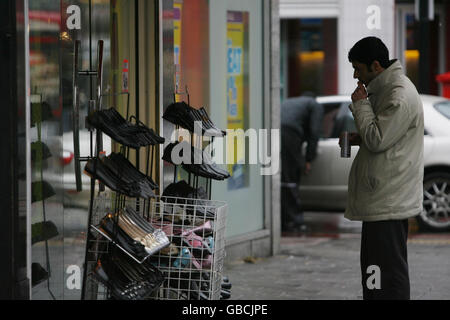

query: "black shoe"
xmin=84 ymin=158 xmax=146 ymax=198
xmin=31 ymin=141 xmax=52 ymax=162
xmin=102 ymin=153 xmax=157 ymax=197
xmin=32 ymin=220 xmax=59 ymax=245
xmin=98 ymin=215 xmax=149 ymax=261
xmin=31 ymin=101 xmax=54 ymax=127
xmin=32 ymin=263 xmax=49 ymax=287
xmin=163 ymin=102 xmax=225 ymax=137
xmin=163 ymin=141 xmax=230 ymax=181
xmin=282 ymin=221 xmax=308 ymax=233
xmin=31 ymin=181 xmax=55 ymax=203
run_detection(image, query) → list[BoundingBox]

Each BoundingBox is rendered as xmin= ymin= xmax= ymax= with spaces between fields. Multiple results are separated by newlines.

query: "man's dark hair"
xmin=348 ymin=36 xmax=390 ymax=70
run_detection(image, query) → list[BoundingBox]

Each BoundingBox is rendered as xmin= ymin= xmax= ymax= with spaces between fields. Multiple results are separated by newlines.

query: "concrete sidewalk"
xmin=224 ymin=227 xmax=450 ymax=300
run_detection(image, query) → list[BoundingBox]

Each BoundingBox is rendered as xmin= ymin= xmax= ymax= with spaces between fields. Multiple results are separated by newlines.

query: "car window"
xmin=319 ymin=102 xmax=342 ymax=138
xmin=434 ymin=101 xmax=450 ymax=120
xmin=330 ymin=104 xmax=356 ymax=138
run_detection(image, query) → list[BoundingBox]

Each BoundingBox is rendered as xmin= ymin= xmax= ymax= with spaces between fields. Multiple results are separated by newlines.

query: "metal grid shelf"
xmin=85 ymin=194 xmax=227 ymax=300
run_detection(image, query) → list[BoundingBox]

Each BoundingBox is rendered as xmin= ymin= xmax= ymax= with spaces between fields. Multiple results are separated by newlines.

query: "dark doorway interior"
xmin=282 ymin=18 xmax=338 ymax=99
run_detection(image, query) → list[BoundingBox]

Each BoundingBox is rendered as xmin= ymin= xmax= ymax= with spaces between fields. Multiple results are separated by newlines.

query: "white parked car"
xmin=300 ymin=94 xmax=450 ymax=231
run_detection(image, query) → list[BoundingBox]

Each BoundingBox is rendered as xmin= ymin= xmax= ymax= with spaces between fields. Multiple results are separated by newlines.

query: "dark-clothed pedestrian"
xmin=281 ymin=93 xmax=323 ymax=232
xmin=341 ymin=36 xmax=424 ymax=300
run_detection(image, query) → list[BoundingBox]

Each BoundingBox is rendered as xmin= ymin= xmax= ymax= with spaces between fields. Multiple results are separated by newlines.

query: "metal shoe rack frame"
xmin=30 ymin=92 xmax=56 ymax=299
xmin=149 ymin=86 xmax=228 ymax=300
xmin=72 ymin=40 xmax=227 ymax=300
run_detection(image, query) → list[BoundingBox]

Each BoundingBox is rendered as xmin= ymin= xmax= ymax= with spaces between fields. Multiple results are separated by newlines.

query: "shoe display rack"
xmin=30 ymin=93 xmax=57 ymax=299
xmin=72 ymin=40 xmax=168 ymax=300
xmin=154 ymin=88 xmax=231 ymax=300
xmin=87 ymin=195 xmax=227 ymax=300
xmin=73 ymin=40 xmax=230 ymax=300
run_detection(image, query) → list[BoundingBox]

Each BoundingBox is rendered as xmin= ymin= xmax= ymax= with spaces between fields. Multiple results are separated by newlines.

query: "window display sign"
xmin=226 ymin=11 xmax=249 ymax=190
xmin=174 ymin=1 xmax=183 ymax=102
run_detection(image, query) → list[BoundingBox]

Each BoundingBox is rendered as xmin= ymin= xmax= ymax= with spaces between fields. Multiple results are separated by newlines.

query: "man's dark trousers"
xmin=360 ymin=219 xmax=410 ymax=300
xmin=281 ymin=127 xmax=304 ymax=229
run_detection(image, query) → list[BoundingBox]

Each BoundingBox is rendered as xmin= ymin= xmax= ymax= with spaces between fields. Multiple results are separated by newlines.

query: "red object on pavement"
xmin=436 ymin=72 xmax=450 ymax=98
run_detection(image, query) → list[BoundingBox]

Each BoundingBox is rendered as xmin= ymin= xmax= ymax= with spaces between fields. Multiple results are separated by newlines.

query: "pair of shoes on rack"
xmin=165 ymin=271 xmax=210 ymax=300
xmin=167 ymin=271 xmax=228 ymax=300
xmin=31 ymin=101 xmax=53 ymax=127
xmin=32 ymin=263 xmax=49 ymax=287
xmin=97 ymin=208 xmax=170 ymax=261
xmin=163 ymin=101 xmax=226 ymax=137
xmin=149 ymin=218 xmax=214 ymax=272
xmin=98 ymin=214 xmax=150 ymax=261
xmin=162 ymin=180 xmax=207 ymax=199
xmin=107 ymin=153 xmax=158 ymax=189
xmin=220 ymin=276 xmax=232 ymax=299
xmin=31 ymin=181 xmax=55 ymax=203
xmin=31 ymin=141 xmax=52 ymax=162
xmin=162 ymin=180 xmax=215 ymax=218
xmin=84 ymin=156 xmax=155 ymax=198
xmin=31 ymin=220 xmax=59 ymax=245
xmin=91 ymin=249 xmax=164 ymax=300
xmin=101 ymin=152 xmax=158 ymax=194
xmin=163 ymin=141 xmax=230 ymax=180
xmin=87 ymin=108 xmax=165 ymax=149
xmin=118 ymin=207 xmax=170 ymax=255
xmin=198 ymin=273 xmax=232 ymax=300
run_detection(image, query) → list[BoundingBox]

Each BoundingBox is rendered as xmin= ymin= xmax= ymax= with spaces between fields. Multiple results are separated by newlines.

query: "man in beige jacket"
xmin=341 ymin=37 xmax=424 ymax=300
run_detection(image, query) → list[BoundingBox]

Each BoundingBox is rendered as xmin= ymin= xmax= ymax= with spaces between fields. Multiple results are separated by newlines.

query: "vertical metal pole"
xmin=135 ymin=0 xmax=140 ymax=174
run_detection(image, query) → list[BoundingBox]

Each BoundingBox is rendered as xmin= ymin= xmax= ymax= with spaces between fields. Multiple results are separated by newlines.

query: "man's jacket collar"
xmin=366 ymin=59 xmax=402 ymax=96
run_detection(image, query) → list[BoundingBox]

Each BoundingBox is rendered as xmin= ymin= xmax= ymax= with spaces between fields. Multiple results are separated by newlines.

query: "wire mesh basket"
xmin=86 ymin=193 xmax=227 ymax=300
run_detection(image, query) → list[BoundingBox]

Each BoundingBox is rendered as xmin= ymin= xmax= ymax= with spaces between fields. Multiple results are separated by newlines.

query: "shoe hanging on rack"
xmin=84 ymin=158 xmax=155 ymax=198
xmin=31 ymin=101 xmax=54 ymax=127
xmin=103 ymin=153 xmax=158 ymax=190
xmin=31 ymin=262 xmax=50 ymax=287
xmin=91 ymin=249 xmax=164 ymax=300
xmin=163 ymin=101 xmax=225 ymax=137
xmin=162 ymin=141 xmax=230 ymax=180
xmin=31 ymin=220 xmax=59 ymax=245
xmin=162 ymin=180 xmax=208 ymax=200
xmin=95 ymin=209 xmax=170 ymax=262
xmin=101 ymin=157 xmax=156 ymax=197
xmin=117 ymin=208 xmax=170 ymax=255
xmin=31 ymin=141 xmax=52 ymax=162
xmin=97 ymin=214 xmax=150 ymax=261
xmin=166 ymin=271 xmax=210 ymax=300
xmin=31 ymin=181 xmax=55 ymax=203
xmin=86 ymin=108 xmax=165 ymax=149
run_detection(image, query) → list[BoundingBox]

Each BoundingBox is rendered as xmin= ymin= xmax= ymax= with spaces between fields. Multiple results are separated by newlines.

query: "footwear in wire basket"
xmin=86 ymin=193 xmax=227 ymax=300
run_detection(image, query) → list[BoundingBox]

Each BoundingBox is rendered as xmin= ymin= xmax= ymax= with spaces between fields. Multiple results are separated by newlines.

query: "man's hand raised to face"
xmin=351 ymin=81 xmax=368 ymax=103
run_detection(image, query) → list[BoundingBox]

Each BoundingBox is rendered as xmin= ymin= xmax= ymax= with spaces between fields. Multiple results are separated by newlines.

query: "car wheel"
xmin=417 ymin=172 xmax=450 ymax=232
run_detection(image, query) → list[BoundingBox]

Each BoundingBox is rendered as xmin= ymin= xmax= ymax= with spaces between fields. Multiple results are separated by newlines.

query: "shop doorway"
xmin=396 ymin=3 xmax=447 ymax=95
xmin=280 ymin=18 xmax=338 ymax=102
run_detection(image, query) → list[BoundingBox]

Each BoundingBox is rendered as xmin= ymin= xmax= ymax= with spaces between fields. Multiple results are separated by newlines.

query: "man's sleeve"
xmin=305 ymin=101 xmax=324 ymax=162
xmin=350 ymin=97 xmax=411 ymax=153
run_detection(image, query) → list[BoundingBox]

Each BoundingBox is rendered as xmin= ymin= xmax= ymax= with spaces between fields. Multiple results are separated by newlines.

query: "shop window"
xmin=226 ymin=11 xmax=249 ymax=190
xmin=405 ymin=13 xmax=441 ymax=95
xmin=405 ymin=14 xmax=419 ymax=88
xmin=170 ymin=0 xmax=210 ymax=185
xmin=174 ymin=0 xmax=209 ymax=108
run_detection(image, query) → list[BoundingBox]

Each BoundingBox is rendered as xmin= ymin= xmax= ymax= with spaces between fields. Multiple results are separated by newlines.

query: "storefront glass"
xmin=29 ymin=0 xmax=64 ymax=299
xmin=209 ymin=0 xmax=265 ymax=238
xmin=28 ymin=0 xmax=132 ymax=299
xmin=23 ymin=0 xmax=269 ymax=299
